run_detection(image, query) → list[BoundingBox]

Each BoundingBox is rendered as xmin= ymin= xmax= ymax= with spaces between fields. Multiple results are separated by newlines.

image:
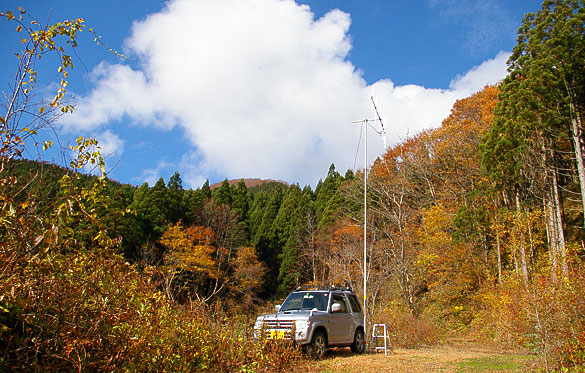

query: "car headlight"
xmin=295 ymin=319 xmax=310 ymax=330
xmin=254 ymin=317 xmax=263 ymax=329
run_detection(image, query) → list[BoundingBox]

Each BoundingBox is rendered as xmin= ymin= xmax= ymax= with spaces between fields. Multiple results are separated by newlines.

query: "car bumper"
xmin=253 ymin=328 xmax=311 ymax=345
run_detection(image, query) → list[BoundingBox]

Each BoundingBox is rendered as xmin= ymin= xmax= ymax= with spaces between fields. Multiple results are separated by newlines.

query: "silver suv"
xmin=254 ymin=287 xmax=365 ymax=357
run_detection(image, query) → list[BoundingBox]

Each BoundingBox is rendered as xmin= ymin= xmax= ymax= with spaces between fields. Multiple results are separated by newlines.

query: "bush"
xmin=0 ymin=248 xmax=306 ymax=371
xmin=473 ymin=266 xmax=585 ymax=371
xmin=373 ymin=309 xmax=440 ymax=349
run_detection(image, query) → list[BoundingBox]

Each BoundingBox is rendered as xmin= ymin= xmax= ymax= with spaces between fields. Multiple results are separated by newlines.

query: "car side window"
xmin=331 ymin=294 xmax=348 ymax=313
xmin=348 ymin=294 xmax=362 ymax=313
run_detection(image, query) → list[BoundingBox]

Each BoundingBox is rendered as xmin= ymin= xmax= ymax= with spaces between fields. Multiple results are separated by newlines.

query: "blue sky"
xmin=1 ymin=0 xmax=543 ymax=188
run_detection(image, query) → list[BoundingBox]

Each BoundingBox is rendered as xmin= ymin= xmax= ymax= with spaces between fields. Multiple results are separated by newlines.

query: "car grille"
xmin=263 ymin=319 xmax=295 ymax=330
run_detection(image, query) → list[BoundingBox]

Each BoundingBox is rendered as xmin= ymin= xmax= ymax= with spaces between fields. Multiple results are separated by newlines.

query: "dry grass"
xmin=311 ymin=342 xmax=538 ymax=372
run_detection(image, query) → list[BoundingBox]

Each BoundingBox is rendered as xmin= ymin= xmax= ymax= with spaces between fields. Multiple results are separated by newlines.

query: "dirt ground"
xmin=310 ymin=342 xmax=539 ymax=372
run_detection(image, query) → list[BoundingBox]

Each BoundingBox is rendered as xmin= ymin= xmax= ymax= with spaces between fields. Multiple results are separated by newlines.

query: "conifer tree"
xmin=274 ymin=185 xmax=312 ymax=293
xmin=167 ymin=172 xmax=185 ymax=224
xmin=248 ymin=191 xmax=268 ymax=241
xmin=315 ymin=163 xmax=341 ymax=231
xmin=214 ymin=179 xmax=233 ymax=206
xmin=232 ymin=179 xmax=249 ymax=221
xmin=253 ymin=189 xmax=283 ymax=293
xmin=201 ymin=179 xmax=212 ymax=200
xmin=183 ymin=188 xmax=206 ymax=225
xmin=130 ymin=178 xmax=171 ymax=236
xmin=482 ymin=0 xmax=585 ymax=278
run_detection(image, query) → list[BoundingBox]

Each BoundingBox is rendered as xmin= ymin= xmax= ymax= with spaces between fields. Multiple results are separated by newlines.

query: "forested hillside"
xmin=2 ymin=0 xmax=585 ymax=371
xmin=8 ymin=158 xmax=357 ymax=301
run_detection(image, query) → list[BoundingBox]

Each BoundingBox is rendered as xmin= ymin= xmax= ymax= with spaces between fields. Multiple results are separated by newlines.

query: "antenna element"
xmin=371 ymin=96 xmax=387 ymax=149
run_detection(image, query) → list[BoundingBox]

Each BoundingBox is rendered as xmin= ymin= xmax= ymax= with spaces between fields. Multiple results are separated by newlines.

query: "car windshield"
xmin=280 ymin=291 xmax=329 ymax=312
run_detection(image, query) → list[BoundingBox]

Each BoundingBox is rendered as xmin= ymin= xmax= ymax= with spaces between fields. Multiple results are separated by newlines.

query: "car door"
xmin=327 ymin=293 xmax=354 ymax=344
xmin=347 ymin=293 xmax=363 ymax=330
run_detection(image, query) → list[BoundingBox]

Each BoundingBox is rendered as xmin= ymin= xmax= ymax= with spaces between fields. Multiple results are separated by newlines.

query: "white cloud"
xmin=64 ymin=63 xmax=175 ymax=132
xmin=61 ymin=0 xmax=510 ymax=188
xmin=96 ymin=129 xmax=124 ymax=159
xmin=179 ymin=150 xmax=211 ymax=189
xmin=449 ymin=51 xmax=510 ymax=93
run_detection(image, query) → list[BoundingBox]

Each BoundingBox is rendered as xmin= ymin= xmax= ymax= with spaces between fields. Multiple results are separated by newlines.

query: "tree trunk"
xmin=520 ymin=239 xmax=529 ymax=284
xmin=567 ymin=90 xmax=585 ymax=228
xmin=540 ymin=137 xmax=568 ymax=281
xmin=515 ymin=191 xmax=529 ymax=285
xmin=495 ymin=228 xmax=502 ymax=286
xmin=514 ymin=250 xmax=519 ymax=279
xmin=551 ymin=160 xmax=568 ymax=278
xmin=527 ymin=214 xmax=535 ymax=273
xmin=544 ymin=196 xmax=559 ymax=283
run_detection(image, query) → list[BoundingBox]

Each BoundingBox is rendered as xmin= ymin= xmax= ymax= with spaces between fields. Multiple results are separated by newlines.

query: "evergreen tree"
xmin=314 ymin=163 xmax=341 ymax=231
xmin=248 ymin=191 xmax=268 ymax=241
xmin=253 ymin=189 xmax=284 ymax=294
xmin=277 ymin=236 xmax=302 ymax=294
xmin=232 ymin=179 xmax=250 ymax=241
xmin=272 ymin=185 xmax=304 ymax=247
xmin=167 ymin=172 xmax=185 ymax=224
xmin=274 ymin=184 xmax=312 ymax=294
xmin=319 ymin=187 xmax=344 ymax=231
xmin=481 ymin=0 xmax=585 ymax=278
xmin=130 ymin=178 xmax=171 ymax=236
xmin=102 ymin=184 xmax=144 ymax=259
xmin=344 ymin=169 xmax=355 ymax=180
xmin=214 ymin=179 xmax=233 ymax=206
xmin=183 ymin=188 xmax=206 ymax=225
xmin=201 ymin=179 xmax=212 ymax=200
xmin=232 ymin=179 xmax=249 ymax=221
xmin=507 ymin=0 xmax=585 ymax=221
xmin=302 ymin=184 xmax=314 ymax=199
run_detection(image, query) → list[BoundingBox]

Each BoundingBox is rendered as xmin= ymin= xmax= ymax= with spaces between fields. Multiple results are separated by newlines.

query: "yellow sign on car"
xmin=270 ymin=330 xmax=288 ymax=339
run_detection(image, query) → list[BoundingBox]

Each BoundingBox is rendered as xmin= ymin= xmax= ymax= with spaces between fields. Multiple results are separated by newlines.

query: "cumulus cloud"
xmin=95 ymin=129 xmax=124 ymax=159
xmin=449 ymin=51 xmax=510 ymax=93
xmin=61 ymin=0 xmax=509 ymax=187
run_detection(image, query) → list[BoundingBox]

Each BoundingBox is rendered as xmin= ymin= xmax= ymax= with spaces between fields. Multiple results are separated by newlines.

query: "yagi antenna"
xmin=371 ymin=95 xmax=387 ymax=149
xmin=349 ymin=94 xmax=388 ymax=345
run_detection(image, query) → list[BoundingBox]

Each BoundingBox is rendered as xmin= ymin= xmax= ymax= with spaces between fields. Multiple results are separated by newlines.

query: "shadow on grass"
xmin=319 ymin=347 xmax=395 ymax=361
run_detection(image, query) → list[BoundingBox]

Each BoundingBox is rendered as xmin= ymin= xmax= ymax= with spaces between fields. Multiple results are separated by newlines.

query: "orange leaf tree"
xmin=159 ymin=222 xmax=218 ymax=302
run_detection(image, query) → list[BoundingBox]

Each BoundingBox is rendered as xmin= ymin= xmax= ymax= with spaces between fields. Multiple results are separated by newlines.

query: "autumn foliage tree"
xmin=229 ymin=246 xmax=266 ymax=309
xmin=159 ymin=222 xmax=218 ymax=302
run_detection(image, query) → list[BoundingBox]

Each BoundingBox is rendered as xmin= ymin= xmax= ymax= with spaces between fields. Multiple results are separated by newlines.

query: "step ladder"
xmin=370 ymin=324 xmax=393 ymax=355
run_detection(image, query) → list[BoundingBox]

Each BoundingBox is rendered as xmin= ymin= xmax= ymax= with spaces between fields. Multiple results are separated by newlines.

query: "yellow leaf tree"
xmin=159 ymin=222 xmax=217 ymax=302
xmin=229 ymin=246 xmax=266 ymax=309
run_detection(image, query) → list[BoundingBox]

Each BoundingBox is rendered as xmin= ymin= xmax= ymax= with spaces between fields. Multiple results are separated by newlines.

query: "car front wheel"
xmin=350 ymin=329 xmax=365 ymax=354
xmin=309 ymin=330 xmax=327 ymax=358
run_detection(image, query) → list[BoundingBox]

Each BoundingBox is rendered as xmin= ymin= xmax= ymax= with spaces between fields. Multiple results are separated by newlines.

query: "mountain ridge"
xmin=209 ymin=178 xmax=289 ymax=190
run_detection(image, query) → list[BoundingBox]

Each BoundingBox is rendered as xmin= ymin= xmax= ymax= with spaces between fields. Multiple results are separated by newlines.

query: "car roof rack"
xmin=294 ymin=284 xmax=353 ymax=292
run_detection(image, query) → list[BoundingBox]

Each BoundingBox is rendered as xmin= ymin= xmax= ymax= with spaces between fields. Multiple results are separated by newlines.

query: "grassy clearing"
xmin=313 ymin=344 xmax=538 ymax=372
xmin=454 ymin=354 xmax=535 ymax=372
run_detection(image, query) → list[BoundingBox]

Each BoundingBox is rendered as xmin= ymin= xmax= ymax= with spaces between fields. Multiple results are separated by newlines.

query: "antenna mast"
xmin=352 ymin=95 xmax=388 ymax=348
xmin=363 ymin=118 xmax=368 ymax=345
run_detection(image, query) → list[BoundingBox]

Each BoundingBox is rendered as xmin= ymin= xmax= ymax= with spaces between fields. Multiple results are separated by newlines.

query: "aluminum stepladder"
xmin=370 ymin=323 xmax=393 ymax=355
